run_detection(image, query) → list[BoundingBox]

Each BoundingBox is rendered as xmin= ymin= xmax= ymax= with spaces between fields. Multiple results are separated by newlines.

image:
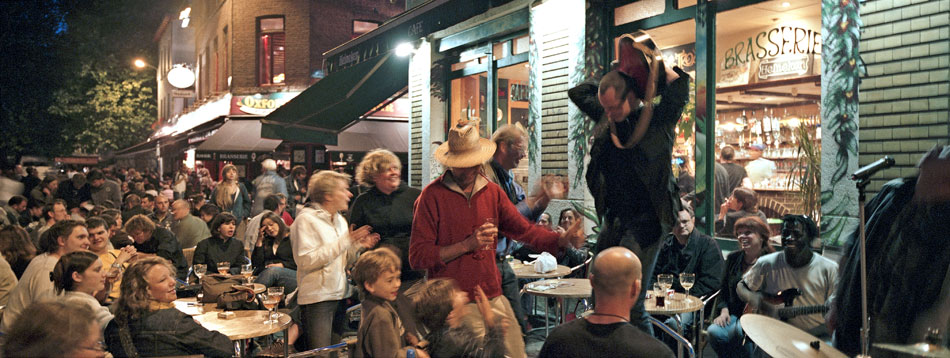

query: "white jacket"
xmin=290 ymin=204 xmax=358 ymax=305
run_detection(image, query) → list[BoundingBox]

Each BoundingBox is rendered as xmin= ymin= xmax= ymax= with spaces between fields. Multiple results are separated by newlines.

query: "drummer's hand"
xmin=713 ymin=308 xmax=730 ymax=327
xmin=914 ymin=145 xmax=950 ymax=203
xmin=557 ymin=217 xmax=585 ymax=249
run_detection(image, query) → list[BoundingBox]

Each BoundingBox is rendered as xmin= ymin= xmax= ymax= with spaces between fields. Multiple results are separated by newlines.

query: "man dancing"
xmin=567 ymin=34 xmax=690 ymax=332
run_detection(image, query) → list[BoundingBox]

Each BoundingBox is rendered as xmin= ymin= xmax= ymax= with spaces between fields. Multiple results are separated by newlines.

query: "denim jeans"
xmin=255 ymin=266 xmax=298 ymax=293
xmin=708 ymin=314 xmax=754 ymax=358
xmin=300 ymin=300 xmax=340 ymax=350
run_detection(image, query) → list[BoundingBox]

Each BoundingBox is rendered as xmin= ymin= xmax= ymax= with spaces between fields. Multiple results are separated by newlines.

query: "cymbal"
xmin=873 ymin=342 xmax=950 ymax=358
xmin=741 ymin=314 xmax=847 ymax=358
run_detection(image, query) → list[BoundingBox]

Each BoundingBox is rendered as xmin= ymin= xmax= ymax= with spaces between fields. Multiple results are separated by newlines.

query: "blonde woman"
xmin=291 ymin=170 xmax=379 ymax=349
xmin=350 ymin=149 xmax=423 ymax=286
xmin=212 ymin=164 xmax=251 ymax=223
xmin=105 ymin=257 xmax=233 ymax=357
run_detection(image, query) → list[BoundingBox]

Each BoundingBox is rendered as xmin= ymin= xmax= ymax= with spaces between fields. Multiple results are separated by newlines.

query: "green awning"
xmin=261 ymin=52 xmax=409 ymax=144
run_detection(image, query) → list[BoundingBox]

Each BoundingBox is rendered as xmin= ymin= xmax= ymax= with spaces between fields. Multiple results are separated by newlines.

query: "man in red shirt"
xmin=410 ymin=121 xmax=584 ymax=358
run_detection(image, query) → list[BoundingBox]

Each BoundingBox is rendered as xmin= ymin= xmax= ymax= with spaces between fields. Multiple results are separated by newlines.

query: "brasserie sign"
xmin=723 ymin=25 xmax=821 ymax=70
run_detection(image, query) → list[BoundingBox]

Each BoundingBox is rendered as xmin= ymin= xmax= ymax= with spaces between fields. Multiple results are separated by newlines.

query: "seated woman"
xmin=193 ymin=212 xmax=247 ymax=275
xmin=715 ymin=187 xmax=767 ymax=238
xmin=105 ymin=256 xmax=234 ymax=358
xmin=0 ymin=225 xmax=37 ymax=279
xmin=513 ymin=208 xmax=588 ymax=272
xmin=252 ymin=211 xmax=297 ymax=293
xmin=3 ymin=301 xmax=107 ymax=358
xmin=52 ymin=250 xmax=114 ymax=332
xmin=708 ymin=216 xmax=775 ymax=357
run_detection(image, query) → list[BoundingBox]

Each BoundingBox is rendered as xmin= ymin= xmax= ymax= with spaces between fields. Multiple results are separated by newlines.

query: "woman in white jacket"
xmin=291 ymin=170 xmax=378 ymax=350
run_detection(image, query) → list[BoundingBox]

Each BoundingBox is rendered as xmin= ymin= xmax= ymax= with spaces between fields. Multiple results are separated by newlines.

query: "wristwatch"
xmin=111 ymin=262 xmax=122 ymax=270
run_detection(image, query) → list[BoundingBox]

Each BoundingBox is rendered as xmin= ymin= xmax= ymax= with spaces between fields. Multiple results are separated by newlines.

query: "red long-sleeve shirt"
xmin=410 ymin=173 xmax=561 ymax=301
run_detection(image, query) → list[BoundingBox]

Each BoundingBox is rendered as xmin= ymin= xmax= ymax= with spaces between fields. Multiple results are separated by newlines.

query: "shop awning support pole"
xmin=695 ymin=0 xmax=717 ymax=236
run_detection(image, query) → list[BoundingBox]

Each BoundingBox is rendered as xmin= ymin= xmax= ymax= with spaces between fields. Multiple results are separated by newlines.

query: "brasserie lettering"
xmin=723 ymin=26 xmax=821 ymax=70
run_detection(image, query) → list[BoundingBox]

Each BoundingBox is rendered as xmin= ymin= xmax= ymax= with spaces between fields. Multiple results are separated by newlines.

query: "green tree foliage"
xmin=0 ymin=0 xmax=168 ymax=160
xmin=49 ymin=63 xmax=156 ymax=153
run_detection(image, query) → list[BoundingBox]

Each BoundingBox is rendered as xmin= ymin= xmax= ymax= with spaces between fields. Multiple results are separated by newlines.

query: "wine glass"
xmin=261 ymin=293 xmax=280 ymax=324
xmin=263 ymin=287 xmax=285 ymax=324
xmin=473 ymin=218 xmax=496 ymax=260
xmin=193 ymin=264 xmax=207 ymax=284
xmin=657 ymin=274 xmax=674 ymax=295
xmin=679 ymin=272 xmax=695 ymax=302
xmin=217 ymin=262 xmax=230 ymax=275
xmin=240 ymin=264 xmax=253 ymax=284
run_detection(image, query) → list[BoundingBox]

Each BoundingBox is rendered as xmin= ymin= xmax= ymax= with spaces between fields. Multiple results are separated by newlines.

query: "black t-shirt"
xmin=721 ymin=162 xmax=748 ymax=193
xmin=539 ymin=318 xmax=674 ymax=358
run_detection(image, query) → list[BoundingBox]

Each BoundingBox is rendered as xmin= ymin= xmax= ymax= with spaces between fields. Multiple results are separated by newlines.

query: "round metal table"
xmin=524 ymin=278 xmax=592 ymax=336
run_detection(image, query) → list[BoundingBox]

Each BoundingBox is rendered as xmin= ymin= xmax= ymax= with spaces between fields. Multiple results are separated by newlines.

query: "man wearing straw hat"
xmin=410 ymin=120 xmax=586 ymax=358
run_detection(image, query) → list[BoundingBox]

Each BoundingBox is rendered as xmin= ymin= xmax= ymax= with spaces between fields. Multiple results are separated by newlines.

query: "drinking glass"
xmin=679 ymin=272 xmax=696 ymax=301
xmin=263 ymin=287 xmax=285 ymax=324
xmin=240 ymin=264 xmax=253 ymax=284
xmin=217 ymin=262 xmax=230 ymax=275
xmin=473 ymin=218 xmax=496 ymax=260
xmin=261 ymin=293 xmax=280 ymax=324
xmin=193 ymin=264 xmax=207 ymax=284
xmin=657 ymin=274 xmax=674 ymax=294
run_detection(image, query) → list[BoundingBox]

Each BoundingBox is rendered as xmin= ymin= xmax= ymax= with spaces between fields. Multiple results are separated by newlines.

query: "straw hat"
xmin=434 ymin=121 xmax=496 ymax=168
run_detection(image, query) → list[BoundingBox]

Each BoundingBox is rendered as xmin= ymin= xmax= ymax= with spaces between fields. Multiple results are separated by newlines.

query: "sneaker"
xmin=256 ymin=339 xmax=297 ymax=358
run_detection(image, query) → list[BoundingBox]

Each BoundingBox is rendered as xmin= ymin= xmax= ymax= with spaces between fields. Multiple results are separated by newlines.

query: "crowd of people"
xmin=0 ymin=33 xmax=945 ymax=358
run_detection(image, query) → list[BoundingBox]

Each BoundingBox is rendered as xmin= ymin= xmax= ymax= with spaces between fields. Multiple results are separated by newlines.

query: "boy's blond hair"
xmin=351 ymin=247 xmax=401 ymax=299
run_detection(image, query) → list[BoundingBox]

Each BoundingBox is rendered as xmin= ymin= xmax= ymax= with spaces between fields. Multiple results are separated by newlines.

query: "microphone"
xmin=851 ymin=156 xmax=895 ymax=181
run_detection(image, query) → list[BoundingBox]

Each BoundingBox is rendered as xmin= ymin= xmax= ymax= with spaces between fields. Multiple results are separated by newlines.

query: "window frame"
xmin=256 ymin=16 xmax=286 ymax=86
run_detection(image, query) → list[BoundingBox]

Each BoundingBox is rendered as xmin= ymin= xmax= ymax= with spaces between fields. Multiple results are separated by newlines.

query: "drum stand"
xmin=855 ymin=178 xmax=871 ymax=358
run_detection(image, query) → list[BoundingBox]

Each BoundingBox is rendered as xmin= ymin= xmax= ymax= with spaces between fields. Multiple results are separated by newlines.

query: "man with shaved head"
xmin=539 ymin=247 xmax=673 ymax=358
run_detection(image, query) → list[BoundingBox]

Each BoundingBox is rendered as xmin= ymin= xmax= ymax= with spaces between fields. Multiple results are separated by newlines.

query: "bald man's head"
xmin=171 ymin=199 xmax=191 ymax=220
xmin=590 ymin=247 xmax=642 ymax=298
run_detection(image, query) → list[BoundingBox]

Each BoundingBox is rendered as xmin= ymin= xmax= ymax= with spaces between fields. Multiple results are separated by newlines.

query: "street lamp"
xmin=133 ymin=58 xmax=156 ymax=69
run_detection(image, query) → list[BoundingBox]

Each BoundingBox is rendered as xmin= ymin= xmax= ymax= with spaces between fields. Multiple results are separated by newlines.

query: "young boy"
xmin=352 ymin=248 xmax=428 ymax=358
xmin=414 ymin=279 xmax=507 ymax=358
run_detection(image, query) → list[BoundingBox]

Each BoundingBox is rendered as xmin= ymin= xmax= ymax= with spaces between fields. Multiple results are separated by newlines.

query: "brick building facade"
xmin=192 ymin=0 xmax=404 ymax=98
xmin=857 ymin=0 xmax=949 ymax=195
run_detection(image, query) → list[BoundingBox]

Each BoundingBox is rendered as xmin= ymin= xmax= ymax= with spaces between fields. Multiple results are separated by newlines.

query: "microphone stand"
xmin=855 ymin=177 xmax=871 ymax=358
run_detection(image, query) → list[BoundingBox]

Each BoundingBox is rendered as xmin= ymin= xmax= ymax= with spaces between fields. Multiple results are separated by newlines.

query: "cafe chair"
xmin=696 ymin=290 xmax=722 ymax=358
xmin=568 ymin=252 xmax=593 ymax=276
xmin=650 ymin=316 xmax=696 ymax=358
xmin=346 ymin=303 xmax=362 ymax=328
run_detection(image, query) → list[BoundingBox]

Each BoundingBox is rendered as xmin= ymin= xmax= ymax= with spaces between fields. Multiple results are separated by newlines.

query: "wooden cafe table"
xmin=194 ymin=310 xmax=293 ymax=357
